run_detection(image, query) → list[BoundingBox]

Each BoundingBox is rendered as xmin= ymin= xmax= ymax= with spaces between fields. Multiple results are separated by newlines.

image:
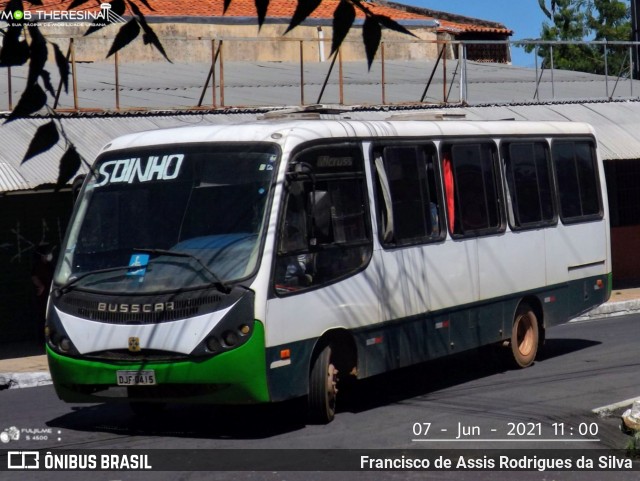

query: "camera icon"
xmin=1 ymin=426 xmax=20 ymax=443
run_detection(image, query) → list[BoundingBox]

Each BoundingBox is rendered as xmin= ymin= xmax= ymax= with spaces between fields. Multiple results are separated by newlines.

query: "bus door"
xmin=266 ymin=142 xmax=377 ymax=397
xmin=371 ymin=143 xmax=457 ymax=363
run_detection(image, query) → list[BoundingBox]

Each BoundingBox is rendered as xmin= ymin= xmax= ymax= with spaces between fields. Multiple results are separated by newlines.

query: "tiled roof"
xmin=13 ymin=0 xmax=512 ymax=35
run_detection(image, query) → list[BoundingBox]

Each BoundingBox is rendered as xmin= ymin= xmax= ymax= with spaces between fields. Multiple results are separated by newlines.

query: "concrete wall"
xmin=41 ymin=22 xmax=440 ymax=64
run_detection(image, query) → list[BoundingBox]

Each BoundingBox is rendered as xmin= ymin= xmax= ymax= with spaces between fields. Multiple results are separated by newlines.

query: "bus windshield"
xmin=55 ymin=143 xmax=280 ymax=293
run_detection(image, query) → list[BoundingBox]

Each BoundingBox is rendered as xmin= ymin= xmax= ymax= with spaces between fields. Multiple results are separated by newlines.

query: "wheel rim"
xmin=516 ymin=313 xmax=535 ymax=357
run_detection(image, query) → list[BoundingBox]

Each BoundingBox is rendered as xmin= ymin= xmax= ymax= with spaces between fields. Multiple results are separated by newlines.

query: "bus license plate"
xmin=116 ymin=370 xmax=156 ymax=386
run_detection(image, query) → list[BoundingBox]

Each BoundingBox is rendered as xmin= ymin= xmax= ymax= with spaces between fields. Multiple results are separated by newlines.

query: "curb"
xmin=573 ymin=299 xmax=640 ymax=321
xmin=0 ymin=372 xmax=52 ymax=390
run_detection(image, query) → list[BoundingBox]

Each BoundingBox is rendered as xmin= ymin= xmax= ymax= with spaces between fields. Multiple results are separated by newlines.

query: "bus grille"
xmin=59 ymin=294 xmax=223 ymax=324
xmin=85 ymin=350 xmax=189 ymax=361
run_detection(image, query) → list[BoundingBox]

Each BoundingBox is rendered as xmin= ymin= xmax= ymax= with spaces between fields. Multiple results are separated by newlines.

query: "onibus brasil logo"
xmin=0 ymin=3 xmax=126 ymax=24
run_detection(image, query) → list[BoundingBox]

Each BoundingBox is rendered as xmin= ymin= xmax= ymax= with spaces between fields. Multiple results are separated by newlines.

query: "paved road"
xmin=1 ymin=314 xmax=639 ymax=480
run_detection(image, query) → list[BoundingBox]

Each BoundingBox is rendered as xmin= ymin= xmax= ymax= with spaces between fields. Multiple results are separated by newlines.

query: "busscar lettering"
xmin=95 ymin=154 xmax=184 ymax=187
xmin=97 ymin=302 xmax=175 ymax=313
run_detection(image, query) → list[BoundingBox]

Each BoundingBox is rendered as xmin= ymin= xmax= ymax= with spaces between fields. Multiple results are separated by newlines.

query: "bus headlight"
xmin=205 ymin=336 xmax=221 ymax=352
xmin=59 ymin=338 xmax=72 ymax=353
xmin=45 ymin=308 xmax=80 ymax=356
xmin=222 ymin=330 xmax=238 ymax=347
xmin=189 ymin=287 xmax=256 ymax=357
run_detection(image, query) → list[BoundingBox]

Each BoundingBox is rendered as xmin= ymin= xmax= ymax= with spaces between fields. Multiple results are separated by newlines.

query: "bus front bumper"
xmin=47 ymin=322 xmax=270 ymax=405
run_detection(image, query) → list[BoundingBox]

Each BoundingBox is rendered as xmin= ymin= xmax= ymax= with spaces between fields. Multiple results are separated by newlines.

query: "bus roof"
xmin=100 ymin=119 xmax=597 ymax=154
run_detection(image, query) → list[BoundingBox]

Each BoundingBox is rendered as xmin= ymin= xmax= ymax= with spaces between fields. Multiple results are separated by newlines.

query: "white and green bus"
xmin=46 ymin=117 xmax=611 ymax=423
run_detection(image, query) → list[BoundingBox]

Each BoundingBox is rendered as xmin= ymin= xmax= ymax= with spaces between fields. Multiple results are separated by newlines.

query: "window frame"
xmin=501 ymin=138 xmax=558 ymax=231
xmin=441 ymin=140 xmax=506 ymax=239
xmin=370 ymin=141 xmax=446 ymax=249
xmin=551 ymin=137 xmax=604 ymax=225
xmin=272 ymin=140 xmax=373 ymax=297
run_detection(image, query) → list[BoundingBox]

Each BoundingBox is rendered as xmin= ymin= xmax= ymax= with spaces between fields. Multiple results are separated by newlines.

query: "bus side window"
xmin=503 ymin=141 xmax=556 ymax=229
xmin=373 ymin=144 xmax=442 ymax=246
xmin=552 ymin=140 xmax=602 ymax=223
xmin=274 ymin=144 xmax=372 ymax=295
xmin=443 ymin=142 xmax=503 ymax=237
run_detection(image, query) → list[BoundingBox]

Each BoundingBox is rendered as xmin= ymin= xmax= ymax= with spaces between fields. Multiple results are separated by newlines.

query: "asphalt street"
xmin=1 ymin=312 xmax=640 ymax=480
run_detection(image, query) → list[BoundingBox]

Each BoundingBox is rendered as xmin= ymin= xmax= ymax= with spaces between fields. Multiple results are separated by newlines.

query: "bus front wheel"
xmin=308 ymin=344 xmax=338 ymax=424
xmin=510 ymin=304 xmax=539 ymax=368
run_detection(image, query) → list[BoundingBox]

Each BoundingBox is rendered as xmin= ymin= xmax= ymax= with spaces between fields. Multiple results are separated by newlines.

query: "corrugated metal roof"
xmin=2 ymin=99 xmax=640 ymax=193
xmin=423 ymin=101 xmax=640 ymax=161
xmin=3 ymin=60 xmax=637 ymax=113
xmin=2 ymin=55 xmax=640 ymax=194
xmin=0 ymin=162 xmax=30 ymax=192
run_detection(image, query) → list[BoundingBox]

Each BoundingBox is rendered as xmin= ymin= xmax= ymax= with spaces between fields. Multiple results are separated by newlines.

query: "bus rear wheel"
xmin=510 ymin=304 xmax=539 ymax=368
xmin=308 ymin=344 xmax=338 ymax=424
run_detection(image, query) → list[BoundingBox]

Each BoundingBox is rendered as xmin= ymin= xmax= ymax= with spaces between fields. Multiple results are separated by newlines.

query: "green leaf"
xmin=0 ymin=25 xmax=29 ymax=67
xmin=538 ymin=0 xmax=553 ymax=19
xmin=255 ymin=0 xmax=269 ymax=28
xmin=128 ymin=1 xmax=171 ymax=62
xmin=57 ymin=145 xmax=82 ymax=191
xmin=376 ymin=15 xmax=416 ymax=37
xmin=4 ymin=0 xmax=23 ymax=17
xmin=26 ymin=26 xmax=48 ymax=89
xmin=107 ymin=19 xmax=141 ymax=58
xmin=5 ymin=83 xmax=47 ymax=123
xmin=363 ymin=15 xmax=382 ymax=69
xmin=53 ymin=43 xmax=70 ymax=94
xmin=22 ymin=121 xmax=59 ymax=164
xmin=331 ymin=0 xmax=355 ymax=55
xmin=40 ymin=70 xmax=55 ymax=96
xmin=286 ymin=0 xmax=322 ymax=34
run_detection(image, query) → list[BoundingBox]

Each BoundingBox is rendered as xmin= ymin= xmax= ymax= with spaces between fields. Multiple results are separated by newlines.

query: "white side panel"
xmin=377 ymin=248 xmax=429 ymax=321
xmin=265 ymin=268 xmax=380 ymax=347
xmin=478 ymin=230 xmax=546 ymax=300
xmin=545 ymin=222 xmax=608 ymax=285
xmin=57 ymin=302 xmax=237 ymax=355
xmin=425 ymin=239 xmax=479 ymax=311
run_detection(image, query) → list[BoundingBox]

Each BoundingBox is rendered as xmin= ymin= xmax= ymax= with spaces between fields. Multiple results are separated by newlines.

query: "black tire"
xmin=308 ymin=344 xmax=338 ymax=424
xmin=510 ymin=303 xmax=539 ymax=368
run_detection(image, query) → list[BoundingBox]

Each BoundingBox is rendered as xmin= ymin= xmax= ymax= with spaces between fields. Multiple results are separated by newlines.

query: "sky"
xmin=402 ymin=0 xmax=551 ymax=66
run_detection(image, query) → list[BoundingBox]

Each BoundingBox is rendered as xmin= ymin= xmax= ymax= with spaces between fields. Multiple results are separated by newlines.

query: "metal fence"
xmin=2 ymin=36 xmax=640 ymax=112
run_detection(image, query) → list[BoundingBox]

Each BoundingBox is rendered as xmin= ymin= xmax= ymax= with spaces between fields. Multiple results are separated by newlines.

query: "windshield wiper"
xmin=54 ymin=264 xmax=145 ymax=296
xmin=133 ymin=248 xmax=231 ymax=294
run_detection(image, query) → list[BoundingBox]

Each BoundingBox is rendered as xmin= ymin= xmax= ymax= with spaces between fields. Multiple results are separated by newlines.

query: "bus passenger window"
xmin=552 ymin=140 xmax=602 ymax=222
xmin=274 ymin=144 xmax=372 ymax=295
xmin=374 ymin=144 xmax=442 ymax=246
xmin=503 ymin=141 xmax=555 ymax=229
xmin=443 ymin=142 xmax=503 ymax=236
